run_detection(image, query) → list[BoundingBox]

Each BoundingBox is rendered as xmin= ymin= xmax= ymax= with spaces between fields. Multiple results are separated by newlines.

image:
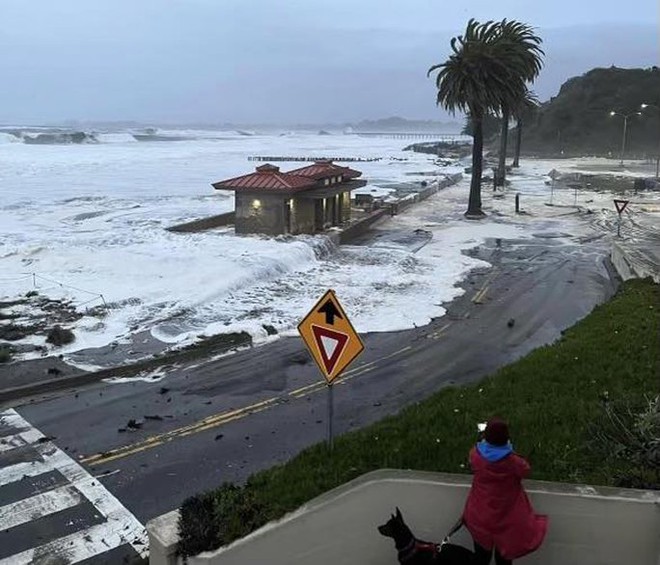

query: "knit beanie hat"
xmin=484 ymin=418 xmax=510 ymax=446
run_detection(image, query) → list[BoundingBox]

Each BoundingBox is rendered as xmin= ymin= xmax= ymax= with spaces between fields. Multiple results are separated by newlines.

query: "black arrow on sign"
xmin=318 ymin=299 xmax=343 ymax=325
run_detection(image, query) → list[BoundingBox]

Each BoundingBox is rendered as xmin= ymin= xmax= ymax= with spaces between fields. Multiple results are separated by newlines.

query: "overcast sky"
xmin=1 ymin=0 xmax=658 ymax=125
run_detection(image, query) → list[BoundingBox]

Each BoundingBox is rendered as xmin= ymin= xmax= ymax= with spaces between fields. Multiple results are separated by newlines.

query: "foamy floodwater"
xmin=1 ymin=130 xmax=657 ymax=359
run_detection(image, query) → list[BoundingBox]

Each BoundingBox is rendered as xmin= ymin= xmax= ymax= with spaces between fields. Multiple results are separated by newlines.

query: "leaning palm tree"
xmin=511 ymin=90 xmax=539 ymax=168
xmin=494 ymin=20 xmax=544 ymax=186
xmin=428 ymin=19 xmax=529 ymax=217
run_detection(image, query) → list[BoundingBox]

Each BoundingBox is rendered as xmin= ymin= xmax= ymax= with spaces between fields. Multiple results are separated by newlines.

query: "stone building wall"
xmin=291 ymin=198 xmax=315 ymax=234
xmin=235 ymin=193 xmax=286 ymax=235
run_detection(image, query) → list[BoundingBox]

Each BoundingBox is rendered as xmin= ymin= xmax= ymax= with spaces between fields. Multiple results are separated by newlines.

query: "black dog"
xmin=378 ymin=507 xmax=475 ymax=564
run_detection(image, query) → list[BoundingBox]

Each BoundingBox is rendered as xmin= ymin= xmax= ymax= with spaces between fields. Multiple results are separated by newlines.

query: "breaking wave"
xmin=0 ymin=127 xmax=253 ymax=145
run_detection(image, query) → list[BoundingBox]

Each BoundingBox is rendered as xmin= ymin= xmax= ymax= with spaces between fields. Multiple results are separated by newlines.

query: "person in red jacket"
xmin=463 ymin=418 xmax=548 ymax=565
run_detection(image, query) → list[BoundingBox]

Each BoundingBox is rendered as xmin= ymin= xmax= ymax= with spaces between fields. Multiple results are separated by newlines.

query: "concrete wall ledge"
xmin=147 ymin=469 xmax=660 ymax=565
xmin=611 ymin=240 xmax=660 ymax=283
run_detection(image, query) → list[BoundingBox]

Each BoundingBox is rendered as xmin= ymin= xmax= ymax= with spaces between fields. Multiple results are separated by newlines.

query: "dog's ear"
xmin=395 ymin=507 xmax=402 ymax=520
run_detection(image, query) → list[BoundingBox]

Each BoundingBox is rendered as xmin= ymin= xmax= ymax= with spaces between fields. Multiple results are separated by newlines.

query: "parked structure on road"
xmin=212 ymin=160 xmax=367 ymax=236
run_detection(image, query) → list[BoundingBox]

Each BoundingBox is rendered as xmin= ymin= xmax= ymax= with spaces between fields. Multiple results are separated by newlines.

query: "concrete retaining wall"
xmin=338 ymin=209 xmax=389 ymax=243
xmin=147 ymin=469 xmax=660 ymax=565
xmin=611 ymin=241 xmax=660 ymax=283
xmin=167 ymin=212 xmax=235 ymax=233
xmin=339 ymin=173 xmax=463 ymax=244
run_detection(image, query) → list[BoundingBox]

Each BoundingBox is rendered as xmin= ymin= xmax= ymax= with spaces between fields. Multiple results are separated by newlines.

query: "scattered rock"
xmin=47 ymin=367 xmax=63 ymax=376
xmin=0 ymin=324 xmax=32 ymax=341
xmin=373 ymin=402 xmax=382 ymax=407
xmin=159 ymin=387 xmax=170 ymax=395
xmin=37 ymin=436 xmax=56 ymax=443
xmin=262 ymin=324 xmax=278 ymax=336
xmin=289 ymin=353 xmax=310 ymax=365
xmin=507 ymin=318 xmax=515 ymax=328
xmin=214 ymin=434 xmax=224 ymax=441
xmin=126 ymin=419 xmax=143 ymax=430
xmin=46 ymin=325 xmax=75 ymax=346
xmin=144 ymin=415 xmax=163 ymax=421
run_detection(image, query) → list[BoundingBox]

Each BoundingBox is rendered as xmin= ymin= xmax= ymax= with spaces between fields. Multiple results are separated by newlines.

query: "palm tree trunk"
xmin=466 ymin=116 xmax=485 ymax=218
xmin=512 ymin=119 xmax=523 ymax=168
xmin=496 ymin=108 xmax=510 ymax=186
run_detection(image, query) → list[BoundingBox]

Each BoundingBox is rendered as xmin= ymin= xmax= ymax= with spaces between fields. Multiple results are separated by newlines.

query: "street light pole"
xmin=619 ymin=115 xmax=628 ymax=167
xmin=641 ymin=103 xmax=660 ymax=179
xmin=610 ymin=111 xmax=642 ymax=167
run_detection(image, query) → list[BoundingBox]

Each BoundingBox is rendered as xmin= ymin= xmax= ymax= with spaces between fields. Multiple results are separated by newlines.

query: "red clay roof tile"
xmin=212 ymin=165 xmax=317 ymax=192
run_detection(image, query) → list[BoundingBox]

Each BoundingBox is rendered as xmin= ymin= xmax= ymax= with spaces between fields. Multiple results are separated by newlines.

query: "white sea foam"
xmin=1 ymin=132 xmax=657 ymax=359
xmin=93 ymin=132 xmax=138 ymax=143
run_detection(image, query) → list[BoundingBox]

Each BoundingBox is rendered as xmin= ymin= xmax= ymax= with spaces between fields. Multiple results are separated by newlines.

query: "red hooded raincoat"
xmin=463 ymin=446 xmax=548 ymax=560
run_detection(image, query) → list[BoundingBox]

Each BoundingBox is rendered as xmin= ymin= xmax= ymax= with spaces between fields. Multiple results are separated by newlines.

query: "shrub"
xmin=46 ymin=325 xmax=75 ymax=346
xmin=214 ymin=484 xmax=266 ymax=547
xmin=177 ymin=493 xmax=219 ymax=560
xmin=0 ymin=346 xmax=13 ymax=363
xmin=588 ymin=395 xmax=660 ymax=487
xmin=177 ymin=484 xmax=267 ymax=559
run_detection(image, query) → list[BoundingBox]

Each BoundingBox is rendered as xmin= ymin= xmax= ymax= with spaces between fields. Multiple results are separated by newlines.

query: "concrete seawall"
xmin=167 ymin=212 xmax=236 ymax=233
xmin=147 ymin=469 xmax=660 ymax=565
xmin=340 ymin=172 xmax=463 ymax=244
xmin=611 ymin=240 xmax=660 ymax=283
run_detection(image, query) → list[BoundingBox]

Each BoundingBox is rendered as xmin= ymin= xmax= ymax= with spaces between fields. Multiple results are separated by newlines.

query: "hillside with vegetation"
xmin=522 ymin=66 xmax=660 ymax=156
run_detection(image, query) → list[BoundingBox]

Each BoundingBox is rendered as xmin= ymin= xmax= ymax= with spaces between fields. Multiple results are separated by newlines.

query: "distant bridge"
xmin=355 ymin=132 xmax=469 ymax=142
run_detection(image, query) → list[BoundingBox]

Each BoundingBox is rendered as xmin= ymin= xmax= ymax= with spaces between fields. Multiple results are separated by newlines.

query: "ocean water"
xmin=2 ymin=127 xmax=624 ymax=360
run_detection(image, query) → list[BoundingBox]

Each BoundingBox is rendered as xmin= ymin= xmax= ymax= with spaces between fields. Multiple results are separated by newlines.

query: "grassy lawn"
xmin=178 ymin=279 xmax=659 ymax=557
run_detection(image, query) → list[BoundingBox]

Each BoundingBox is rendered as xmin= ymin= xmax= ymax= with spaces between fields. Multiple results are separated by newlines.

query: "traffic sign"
xmin=614 ymin=199 xmax=629 ymax=214
xmin=298 ymin=289 xmax=364 ymax=384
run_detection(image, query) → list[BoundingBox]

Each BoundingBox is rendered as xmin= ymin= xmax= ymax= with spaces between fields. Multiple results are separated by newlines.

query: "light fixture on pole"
xmin=640 ymin=103 xmax=660 ymax=179
xmin=609 ymin=111 xmax=642 ymax=167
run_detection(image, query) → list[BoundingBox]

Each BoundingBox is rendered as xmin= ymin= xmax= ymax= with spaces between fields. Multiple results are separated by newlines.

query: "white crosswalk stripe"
xmin=0 ymin=458 xmax=52 ymax=488
xmin=0 ymin=408 xmax=149 ymax=564
xmin=0 ymin=485 xmax=81 ymax=531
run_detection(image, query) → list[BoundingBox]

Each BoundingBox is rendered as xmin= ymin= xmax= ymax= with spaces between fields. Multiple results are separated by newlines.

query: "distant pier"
xmin=355 ymin=132 xmax=468 ymax=142
xmin=247 ymin=156 xmax=382 ymax=162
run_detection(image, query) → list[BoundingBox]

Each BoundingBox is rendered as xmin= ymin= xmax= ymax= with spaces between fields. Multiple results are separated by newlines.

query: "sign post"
xmin=613 ymin=199 xmax=629 ymax=237
xmin=298 ymin=289 xmax=364 ymax=450
xmin=548 ymin=169 xmax=560 ymax=206
xmin=327 ymin=383 xmax=334 ymax=450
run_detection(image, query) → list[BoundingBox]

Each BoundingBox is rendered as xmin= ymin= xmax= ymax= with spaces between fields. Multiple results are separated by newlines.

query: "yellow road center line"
xmin=81 ymin=397 xmax=280 ymax=465
xmin=427 ymin=321 xmax=453 ymax=339
xmin=472 ymin=268 xmax=499 ymax=303
xmin=82 ymin=345 xmax=414 ymax=466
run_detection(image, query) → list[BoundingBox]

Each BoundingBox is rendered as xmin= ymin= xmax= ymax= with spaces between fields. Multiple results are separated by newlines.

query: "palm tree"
xmin=511 ymin=90 xmax=539 ymax=168
xmin=494 ymin=21 xmax=544 ymax=186
xmin=428 ymin=19 xmax=530 ymax=217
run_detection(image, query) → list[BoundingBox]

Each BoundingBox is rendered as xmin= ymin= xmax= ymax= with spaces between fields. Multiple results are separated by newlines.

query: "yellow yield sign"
xmin=298 ymin=289 xmax=364 ymax=384
xmin=298 ymin=289 xmax=365 ymax=450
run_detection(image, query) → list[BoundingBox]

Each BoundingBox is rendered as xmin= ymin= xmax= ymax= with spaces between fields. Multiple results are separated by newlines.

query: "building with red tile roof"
xmin=212 ymin=161 xmax=367 ymax=235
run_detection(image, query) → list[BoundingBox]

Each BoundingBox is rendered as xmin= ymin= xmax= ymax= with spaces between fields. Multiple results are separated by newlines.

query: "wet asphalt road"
xmin=0 ymin=233 xmax=619 ymax=563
